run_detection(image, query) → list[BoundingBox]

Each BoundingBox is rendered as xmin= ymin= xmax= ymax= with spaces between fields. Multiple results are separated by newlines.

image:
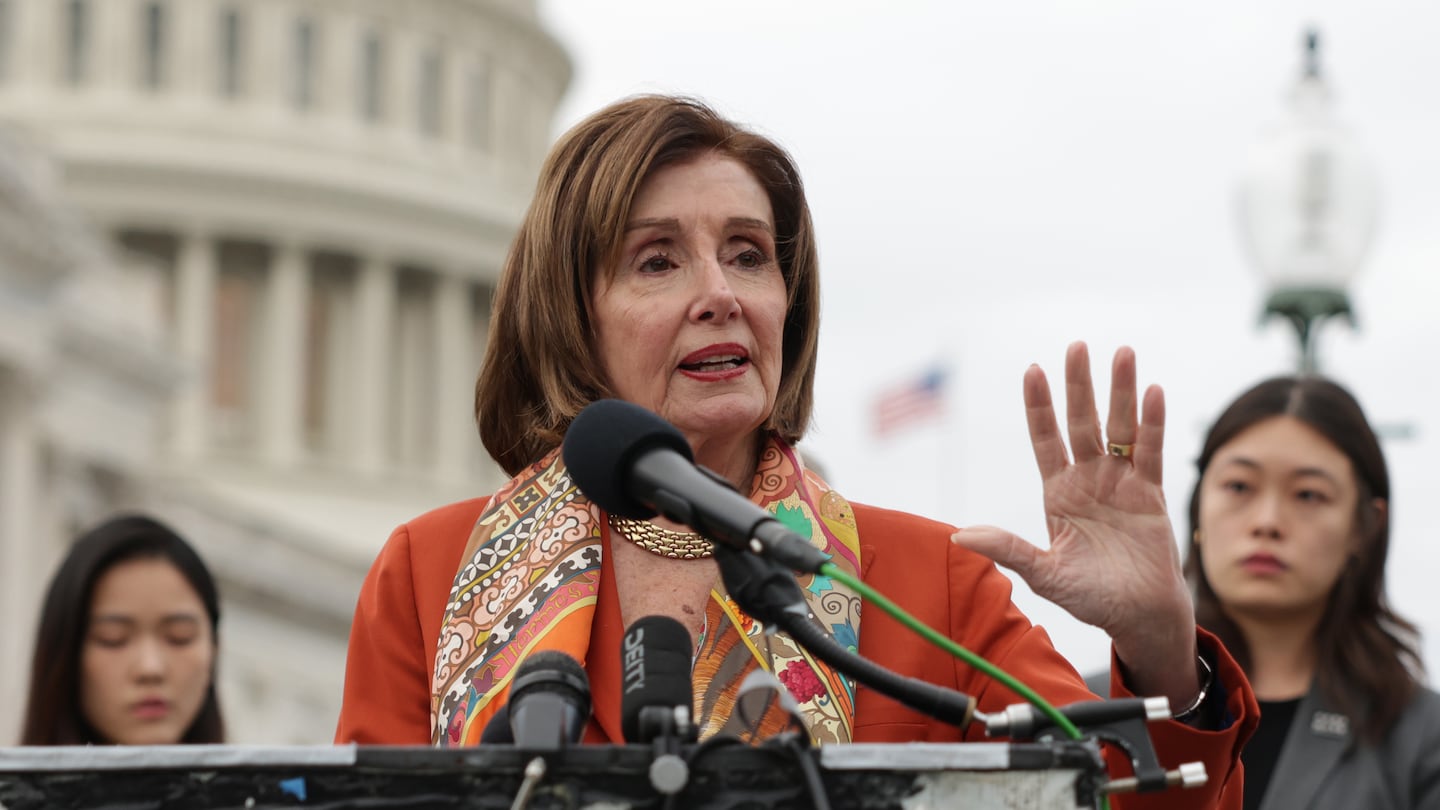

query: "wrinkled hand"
xmin=951 ymin=342 xmax=1197 ymax=702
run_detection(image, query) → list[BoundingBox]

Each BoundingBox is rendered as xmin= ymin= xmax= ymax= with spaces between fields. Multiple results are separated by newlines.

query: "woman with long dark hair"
xmin=21 ymin=513 xmax=225 ymax=745
xmin=1184 ymin=376 xmax=1440 ymax=809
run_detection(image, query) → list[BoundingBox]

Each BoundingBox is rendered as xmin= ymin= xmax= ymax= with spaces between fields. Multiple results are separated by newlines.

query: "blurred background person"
xmin=20 ymin=514 xmax=225 ymax=745
xmin=1183 ymin=377 xmax=1440 ymax=809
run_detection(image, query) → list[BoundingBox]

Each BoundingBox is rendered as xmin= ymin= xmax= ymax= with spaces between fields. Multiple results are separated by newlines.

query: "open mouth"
xmin=680 ymin=355 xmax=748 ymax=373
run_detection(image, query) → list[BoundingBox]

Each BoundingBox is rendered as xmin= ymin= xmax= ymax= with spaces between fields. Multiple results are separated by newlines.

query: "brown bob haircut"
xmin=475 ymin=94 xmax=821 ymax=476
xmin=1182 ymin=376 xmax=1421 ymax=742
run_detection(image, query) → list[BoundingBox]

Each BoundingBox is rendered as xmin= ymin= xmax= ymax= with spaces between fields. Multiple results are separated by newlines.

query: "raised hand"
xmin=951 ymin=342 xmax=1198 ymax=704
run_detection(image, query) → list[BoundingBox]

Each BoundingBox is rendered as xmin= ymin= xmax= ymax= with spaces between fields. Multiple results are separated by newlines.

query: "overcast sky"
xmin=537 ymin=1 xmax=1440 ymax=677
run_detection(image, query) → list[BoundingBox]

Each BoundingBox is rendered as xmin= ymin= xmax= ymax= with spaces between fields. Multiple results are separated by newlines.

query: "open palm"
xmin=953 ymin=343 xmax=1196 ymax=686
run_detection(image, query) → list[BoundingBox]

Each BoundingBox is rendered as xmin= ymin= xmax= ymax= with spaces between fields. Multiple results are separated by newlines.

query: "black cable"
xmin=778 ymin=736 xmax=832 ymax=810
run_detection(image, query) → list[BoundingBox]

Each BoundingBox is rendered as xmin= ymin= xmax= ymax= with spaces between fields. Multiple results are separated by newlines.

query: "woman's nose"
xmin=1249 ymin=493 xmax=1284 ymax=539
xmin=690 ymin=257 xmax=741 ymax=322
xmin=133 ymin=638 xmax=167 ymax=681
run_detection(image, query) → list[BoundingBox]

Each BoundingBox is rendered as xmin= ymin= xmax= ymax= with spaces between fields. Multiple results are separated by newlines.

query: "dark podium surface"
xmin=0 ymin=741 xmax=1107 ymax=809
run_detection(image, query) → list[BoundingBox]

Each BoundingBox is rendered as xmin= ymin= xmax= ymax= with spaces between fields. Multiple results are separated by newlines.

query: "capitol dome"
xmin=0 ymin=0 xmax=570 ymax=742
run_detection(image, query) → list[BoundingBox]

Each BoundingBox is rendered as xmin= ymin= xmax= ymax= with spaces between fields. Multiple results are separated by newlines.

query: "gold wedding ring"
xmin=1106 ymin=442 xmax=1135 ymax=458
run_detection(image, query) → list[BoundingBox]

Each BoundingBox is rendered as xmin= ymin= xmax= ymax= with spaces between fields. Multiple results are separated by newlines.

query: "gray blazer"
xmin=1260 ymin=683 xmax=1440 ymax=810
xmin=1081 ymin=671 xmax=1440 ymax=808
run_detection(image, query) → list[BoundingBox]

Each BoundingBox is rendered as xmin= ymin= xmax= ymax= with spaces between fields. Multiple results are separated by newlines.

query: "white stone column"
xmin=8 ymin=0 xmax=57 ymax=87
xmin=432 ymin=271 xmax=472 ymax=482
xmin=171 ymin=231 xmax=216 ymax=461
xmin=441 ymin=45 xmax=468 ymax=158
xmin=351 ymin=253 xmax=393 ymax=475
xmin=492 ymin=68 xmax=530 ymax=188
xmin=0 ymin=375 xmax=41 ymax=742
xmin=91 ymin=0 xmax=137 ymax=95
xmin=259 ymin=241 xmax=308 ymax=468
xmin=384 ymin=26 xmax=414 ymax=132
xmin=317 ymin=11 xmax=357 ymax=121
xmin=171 ymin=0 xmax=217 ymax=101
xmin=247 ymin=0 xmax=287 ymax=110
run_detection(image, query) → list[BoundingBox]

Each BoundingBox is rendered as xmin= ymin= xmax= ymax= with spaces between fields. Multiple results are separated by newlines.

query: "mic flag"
xmin=621 ymin=615 xmax=696 ymax=744
xmin=498 ymin=649 xmax=592 ymax=750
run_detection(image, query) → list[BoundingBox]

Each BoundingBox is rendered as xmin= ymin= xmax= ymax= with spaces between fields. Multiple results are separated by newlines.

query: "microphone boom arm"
xmin=713 ymin=543 xmax=975 ymax=730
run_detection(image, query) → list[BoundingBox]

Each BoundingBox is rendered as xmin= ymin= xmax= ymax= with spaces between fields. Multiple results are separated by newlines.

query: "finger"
xmin=1104 ymin=346 xmax=1138 ymax=448
xmin=1023 ymin=364 xmax=1070 ymax=479
xmin=951 ymin=526 xmax=1043 ymax=583
xmin=1134 ymin=384 xmax=1166 ymax=484
xmin=1064 ymin=341 xmax=1104 ymax=463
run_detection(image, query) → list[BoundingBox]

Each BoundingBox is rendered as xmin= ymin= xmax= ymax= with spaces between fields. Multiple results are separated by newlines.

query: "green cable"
xmin=819 ymin=561 xmax=1081 ymax=740
xmin=821 ymin=561 xmax=1115 ymax=810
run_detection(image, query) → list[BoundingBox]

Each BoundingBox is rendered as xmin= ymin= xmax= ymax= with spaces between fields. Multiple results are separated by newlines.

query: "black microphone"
xmin=479 ymin=703 xmax=513 ymax=744
xmin=501 ymin=650 xmax=592 ymax=750
xmin=562 ymin=399 xmax=830 ymax=573
xmin=621 ymin=616 xmax=697 ymax=744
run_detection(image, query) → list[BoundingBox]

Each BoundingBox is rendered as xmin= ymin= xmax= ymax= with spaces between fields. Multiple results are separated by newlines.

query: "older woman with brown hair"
xmin=336 ymin=94 xmax=1255 ymax=809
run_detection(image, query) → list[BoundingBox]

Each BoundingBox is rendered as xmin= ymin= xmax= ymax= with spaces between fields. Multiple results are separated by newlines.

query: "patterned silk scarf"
xmin=430 ymin=435 xmax=863 ymax=747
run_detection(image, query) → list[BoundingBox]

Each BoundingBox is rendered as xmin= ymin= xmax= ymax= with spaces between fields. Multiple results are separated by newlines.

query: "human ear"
xmin=1351 ymin=497 xmax=1388 ymax=555
xmin=1370 ymin=497 xmax=1388 ymax=534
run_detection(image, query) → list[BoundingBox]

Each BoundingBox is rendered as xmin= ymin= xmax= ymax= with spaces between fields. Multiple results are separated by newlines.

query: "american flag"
xmin=872 ymin=367 xmax=947 ymax=437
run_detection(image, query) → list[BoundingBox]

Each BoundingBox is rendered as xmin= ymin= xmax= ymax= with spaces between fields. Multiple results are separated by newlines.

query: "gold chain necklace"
xmin=608 ymin=515 xmax=714 ymax=560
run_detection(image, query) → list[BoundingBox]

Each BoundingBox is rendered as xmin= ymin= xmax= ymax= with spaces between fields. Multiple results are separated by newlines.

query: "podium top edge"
xmin=0 ymin=741 xmax=1090 ymax=774
xmin=0 ymin=744 xmax=360 ymax=772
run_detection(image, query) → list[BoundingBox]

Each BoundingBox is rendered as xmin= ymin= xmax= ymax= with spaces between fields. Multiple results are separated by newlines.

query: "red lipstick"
xmin=678 ymin=343 xmax=749 ymax=381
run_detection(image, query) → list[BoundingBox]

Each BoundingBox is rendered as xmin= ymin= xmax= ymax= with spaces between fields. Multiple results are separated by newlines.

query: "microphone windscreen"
xmin=511 ymin=649 xmax=592 ymax=716
xmin=562 ymin=399 xmax=693 ymax=519
xmin=621 ymin=615 xmax=695 ymax=743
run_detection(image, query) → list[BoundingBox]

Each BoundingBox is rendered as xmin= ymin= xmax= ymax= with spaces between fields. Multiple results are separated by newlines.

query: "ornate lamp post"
xmin=1236 ymin=30 xmax=1380 ymax=373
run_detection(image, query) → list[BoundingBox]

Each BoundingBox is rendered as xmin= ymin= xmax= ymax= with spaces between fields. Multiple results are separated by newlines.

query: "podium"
xmin=0 ymin=741 xmax=1107 ymax=809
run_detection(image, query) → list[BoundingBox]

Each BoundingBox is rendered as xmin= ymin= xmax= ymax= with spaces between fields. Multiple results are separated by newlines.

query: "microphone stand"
xmin=639 ymin=706 xmax=695 ymax=808
xmin=712 ymin=543 xmax=975 ymax=730
xmin=715 ymin=544 xmax=1203 ymax=798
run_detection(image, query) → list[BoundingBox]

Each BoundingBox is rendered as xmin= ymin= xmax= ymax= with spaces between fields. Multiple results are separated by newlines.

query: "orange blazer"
xmin=336 ymin=497 xmax=1256 ymax=810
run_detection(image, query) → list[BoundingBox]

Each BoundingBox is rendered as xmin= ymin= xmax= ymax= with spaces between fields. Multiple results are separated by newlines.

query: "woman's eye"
xmin=733 ymin=247 xmax=770 ymax=269
xmin=166 ymin=633 xmax=198 ymax=647
xmin=638 ymin=253 xmax=673 ymax=273
xmin=1296 ymin=489 xmax=1330 ymax=504
xmin=1221 ymin=480 xmax=1250 ymax=494
xmin=91 ymin=635 xmax=129 ymax=649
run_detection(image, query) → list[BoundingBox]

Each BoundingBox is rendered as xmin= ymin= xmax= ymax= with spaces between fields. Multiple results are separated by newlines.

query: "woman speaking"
xmin=336 ymin=94 xmax=1255 ymax=809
